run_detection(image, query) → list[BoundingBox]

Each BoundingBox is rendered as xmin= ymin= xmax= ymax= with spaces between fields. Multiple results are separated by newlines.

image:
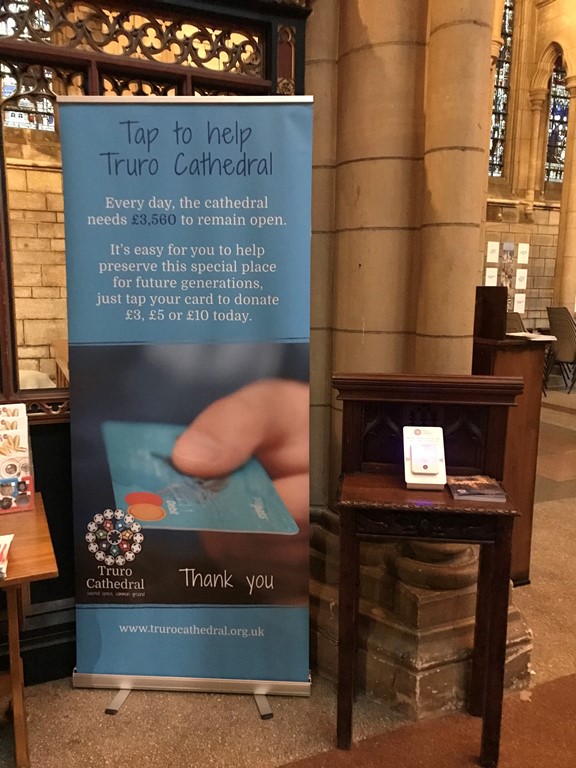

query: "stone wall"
xmin=4 ymin=127 xmax=66 ymax=386
xmin=484 ymin=201 xmax=559 ymax=330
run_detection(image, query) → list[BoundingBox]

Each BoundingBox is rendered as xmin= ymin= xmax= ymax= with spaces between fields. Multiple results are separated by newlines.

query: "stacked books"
xmin=446 ymin=475 xmax=506 ymax=502
xmin=0 ymin=533 xmax=14 ymax=579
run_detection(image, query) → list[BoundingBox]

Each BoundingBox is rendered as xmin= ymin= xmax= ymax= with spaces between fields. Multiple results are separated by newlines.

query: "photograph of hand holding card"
xmin=72 ymin=341 xmax=309 ymax=603
xmin=97 ymin=377 xmax=309 ymax=605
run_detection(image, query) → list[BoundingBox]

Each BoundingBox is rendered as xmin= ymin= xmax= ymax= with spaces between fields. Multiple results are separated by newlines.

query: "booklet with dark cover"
xmin=446 ymin=475 xmax=506 ymax=502
xmin=0 ymin=533 xmax=14 ymax=579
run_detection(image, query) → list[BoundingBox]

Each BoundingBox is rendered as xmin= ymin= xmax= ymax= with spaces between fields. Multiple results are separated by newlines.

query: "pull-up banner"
xmin=59 ymin=96 xmax=312 ymax=694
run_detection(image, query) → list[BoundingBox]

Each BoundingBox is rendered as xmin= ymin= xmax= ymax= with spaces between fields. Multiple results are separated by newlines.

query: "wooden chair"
xmin=506 ymin=312 xmax=527 ymax=333
xmin=505 ymin=312 xmax=551 ymax=397
xmin=546 ymin=306 xmax=576 ymax=393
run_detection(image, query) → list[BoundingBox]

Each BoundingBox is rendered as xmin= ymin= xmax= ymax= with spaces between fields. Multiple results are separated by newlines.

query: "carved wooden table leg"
xmin=337 ymin=509 xmax=359 ymax=749
xmin=479 ymin=517 xmax=513 ymax=768
xmin=469 ymin=540 xmax=495 ymax=716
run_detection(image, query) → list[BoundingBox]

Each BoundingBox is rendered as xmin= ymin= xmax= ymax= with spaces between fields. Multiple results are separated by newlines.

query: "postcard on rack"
xmin=517 ymin=243 xmax=530 ymax=264
xmin=0 ymin=403 xmax=27 ymax=418
xmin=0 ymin=427 xmax=34 ymax=514
xmin=513 ymin=293 xmax=526 ymax=313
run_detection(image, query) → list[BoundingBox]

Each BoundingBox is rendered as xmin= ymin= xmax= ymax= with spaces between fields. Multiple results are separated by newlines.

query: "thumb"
xmin=171 ymin=379 xmax=306 ymax=478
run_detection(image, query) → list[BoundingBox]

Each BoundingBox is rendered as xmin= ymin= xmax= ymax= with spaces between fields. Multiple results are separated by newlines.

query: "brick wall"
xmin=5 ymin=128 xmax=67 ymax=386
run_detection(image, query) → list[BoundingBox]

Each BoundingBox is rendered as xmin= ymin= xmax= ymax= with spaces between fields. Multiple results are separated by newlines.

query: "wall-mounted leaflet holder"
xmin=403 ymin=426 xmax=447 ymax=490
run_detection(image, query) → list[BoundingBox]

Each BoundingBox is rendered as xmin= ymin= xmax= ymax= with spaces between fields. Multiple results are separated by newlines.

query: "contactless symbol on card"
xmin=85 ymin=508 xmax=144 ymax=566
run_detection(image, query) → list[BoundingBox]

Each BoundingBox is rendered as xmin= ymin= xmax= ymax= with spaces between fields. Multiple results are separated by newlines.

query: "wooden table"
xmin=473 ymin=336 xmax=547 ymax=584
xmin=0 ymin=494 xmax=58 ymax=768
xmin=335 ymin=472 xmax=517 ymax=768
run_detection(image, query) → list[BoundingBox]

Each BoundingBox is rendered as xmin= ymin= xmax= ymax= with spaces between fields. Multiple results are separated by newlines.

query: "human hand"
xmin=171 ymin=378 xmax=309 ymax=525
xmin=171 ymin=379 xmax=309 ymax=599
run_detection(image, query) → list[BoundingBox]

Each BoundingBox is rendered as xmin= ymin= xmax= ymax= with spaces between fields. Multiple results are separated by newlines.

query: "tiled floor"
xmin=535 ymin=399 xmax=576 ymax=498
xmin=513 ymin=380 xmax=576 ymax=685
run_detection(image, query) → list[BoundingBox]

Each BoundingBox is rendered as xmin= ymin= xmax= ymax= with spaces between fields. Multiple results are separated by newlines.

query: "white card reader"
xmin=403 ymin=426 xmax=447 ymax=490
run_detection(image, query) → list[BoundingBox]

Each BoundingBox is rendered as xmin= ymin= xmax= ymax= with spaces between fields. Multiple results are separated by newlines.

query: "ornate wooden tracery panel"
xmin=0 ymin=0 xmax=310 ymax=422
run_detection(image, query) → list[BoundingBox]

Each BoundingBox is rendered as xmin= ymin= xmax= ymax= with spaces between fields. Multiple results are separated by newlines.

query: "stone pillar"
xmin=305 ymin=0 xmax=339 ymax=514
xmin=414 ymin=0 xmax=494 ymax=375
xmin=331 ymin=1 xmax=426 ymax=377
xmin=524 ymin=89 xmax=548 ymax=220
xmin=554 ymin=78 xmax=576 ymax=309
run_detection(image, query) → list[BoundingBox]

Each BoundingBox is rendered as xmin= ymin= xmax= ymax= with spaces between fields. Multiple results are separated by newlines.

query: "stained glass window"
xmin=545 ymin=57 xmax=569 ymax=183
xmin=489 ymin=0 xmax=514 ymax=177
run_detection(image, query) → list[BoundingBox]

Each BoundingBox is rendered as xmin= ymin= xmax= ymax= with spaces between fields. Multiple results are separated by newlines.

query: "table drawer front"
xmin=355 ymin=509 xmax=498 ymax=542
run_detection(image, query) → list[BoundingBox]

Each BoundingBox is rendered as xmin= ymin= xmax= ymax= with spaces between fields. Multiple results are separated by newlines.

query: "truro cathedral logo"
xmin=85 ymin=508 xmax=144 ymax=566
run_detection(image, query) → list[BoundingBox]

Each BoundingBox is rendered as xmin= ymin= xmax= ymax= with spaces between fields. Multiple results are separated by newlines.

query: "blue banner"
xmin=59 ymin=96 xmax=312 ymax=691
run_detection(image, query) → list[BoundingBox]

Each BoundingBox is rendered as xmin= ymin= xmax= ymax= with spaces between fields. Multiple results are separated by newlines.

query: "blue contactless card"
xmin=101 ymin=420 xmax=299 ymax=535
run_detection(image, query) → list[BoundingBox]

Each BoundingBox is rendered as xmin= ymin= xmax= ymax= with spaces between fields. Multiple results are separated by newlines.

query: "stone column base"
xmin=310 ymin=578 xmax=532 ymax=719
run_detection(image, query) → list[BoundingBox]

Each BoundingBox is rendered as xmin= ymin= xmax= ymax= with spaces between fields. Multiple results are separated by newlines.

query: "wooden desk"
xmin=331 ymin=373 xmax=524 ymax=768
xmin=473 ymin=337 xmax=546 ymax=584
xmin=0 ymin=495 xmax=58 ymax=768
xmin=336 ymin=473 xmax=517 ymax=768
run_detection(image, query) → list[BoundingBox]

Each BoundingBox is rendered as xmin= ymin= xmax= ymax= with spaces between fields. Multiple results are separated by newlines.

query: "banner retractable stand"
xmin=59 ymin=96 xmax=312 ymax=695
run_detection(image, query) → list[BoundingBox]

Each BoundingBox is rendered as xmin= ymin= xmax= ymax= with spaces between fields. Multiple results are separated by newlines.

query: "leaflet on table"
xmin=505 ymin=332 xmax=557 ymax=342
xmin=0 ymin=533 xmax=14 ymax=578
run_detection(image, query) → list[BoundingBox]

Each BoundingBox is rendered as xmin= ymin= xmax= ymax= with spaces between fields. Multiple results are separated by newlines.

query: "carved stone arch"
xmin=530 ymin=41 xmax=564 ymax=91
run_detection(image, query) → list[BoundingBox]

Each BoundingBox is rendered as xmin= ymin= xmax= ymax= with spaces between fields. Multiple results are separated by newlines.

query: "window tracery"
xmin=0 ymin=2 xmax=263 ymax=73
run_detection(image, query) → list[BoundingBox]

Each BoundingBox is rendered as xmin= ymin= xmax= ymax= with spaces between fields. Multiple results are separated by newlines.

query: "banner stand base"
xmin=101 ymin=687 xmax=281 ymax=719
xmin=73 ymin=669 xmax=311 ymax=699
xmin=254 ymin=693 xmax=274 ymax=719
xmin=105 ymin=688 xmax=131 ymax=715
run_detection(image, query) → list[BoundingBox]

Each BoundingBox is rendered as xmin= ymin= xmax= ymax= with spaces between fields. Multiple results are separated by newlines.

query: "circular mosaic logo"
xmin=85 ymin=508 xmax=144 ymax=566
